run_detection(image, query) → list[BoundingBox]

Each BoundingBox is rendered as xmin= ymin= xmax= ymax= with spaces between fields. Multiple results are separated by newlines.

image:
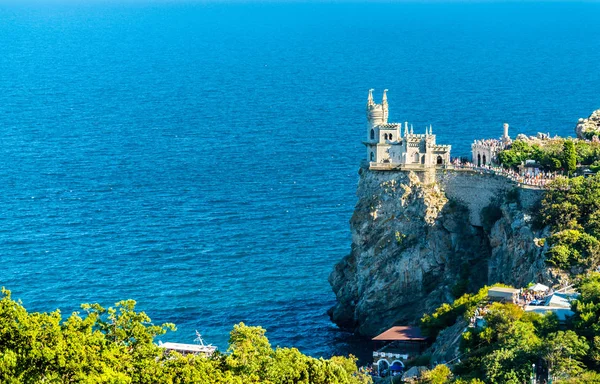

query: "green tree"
xmin=0 ymin=289 xmax=372 ymax=384
xmin=422 ymin=364 xmax=451 ymax=384
xmin=564 ymin=140 xmax=578 ymax=175
xmin=543 ymin=331 xmax=589 ymax=379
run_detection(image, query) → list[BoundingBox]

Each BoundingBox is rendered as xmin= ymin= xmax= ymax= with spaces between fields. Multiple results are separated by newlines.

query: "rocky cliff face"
xmin=576 ymin=109 xmax=600 ymax=139
xmin=328 ymin=167 xmax=552 ymax=337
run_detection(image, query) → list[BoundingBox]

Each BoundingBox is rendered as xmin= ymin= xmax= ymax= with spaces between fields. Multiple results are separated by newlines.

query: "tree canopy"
xmin=538 ymin=174 xmax=600 ymax=269
xmin=0 ymin=289 xmax=371 ymax=384
xmin=497 ymin=138 xmax=600 ymax=174
xmin=419 ymin=273 xmax=600 ymax=383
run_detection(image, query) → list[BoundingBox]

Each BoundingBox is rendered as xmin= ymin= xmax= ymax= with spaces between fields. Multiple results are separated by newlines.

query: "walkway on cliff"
xmin=367 ymin=161 xmax=556 ymax=190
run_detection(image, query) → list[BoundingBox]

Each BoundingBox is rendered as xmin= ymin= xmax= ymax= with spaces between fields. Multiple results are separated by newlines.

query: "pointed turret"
xmin=366 ymin=89 xmax=384 ymax=128
xmin=429 ymin=125 xmax=433 ymax=135
xmin=410 ymin=124 xmax=414 ymax=134
xmin=404 ymin=121 xmax=409 ymax=137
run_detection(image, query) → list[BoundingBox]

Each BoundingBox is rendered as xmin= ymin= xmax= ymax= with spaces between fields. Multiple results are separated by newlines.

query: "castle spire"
xmin=367 ymin=89 xmax=374 ymax=107
xmin=429 ymin=125 xmax=433 ymax=135
xmin=382 ymin=89 xmax=389 ymax=123
xmin=410 ymin=124 xmax=414 ymax=134
xmin=404 ymin=121 xmax=409 ymax=136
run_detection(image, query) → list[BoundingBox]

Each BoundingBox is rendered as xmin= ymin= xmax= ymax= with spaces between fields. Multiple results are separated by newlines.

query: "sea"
xmin=0 ymin=1 xmax=599 ymax=359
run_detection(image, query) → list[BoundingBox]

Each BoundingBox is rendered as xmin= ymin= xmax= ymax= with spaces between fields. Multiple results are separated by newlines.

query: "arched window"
xmin=483 ymin=155 xmax=487 ymax=166
xmin=384 ymin=133 xmax=388 ymax=140
xmin=370 ymin=129 xmax=375 ymax=140
xmin=421 ymin=155 xmax=425 ymax=164
xmin=378 ymin=360 xmax=390 ymax=377
xmin=414 ymin=153 xmax=420 ymax=163
xmin=389 ymin=134 xmax=393 ymax=140
xmin=370 ymin=152 xmax=375 ymax=161
xmin=390 ymin=360 xmax=405 ymax=375
xmin=437 ymin=155 xmax=443 ymax=165
xmin=477 ymin=154 xmax=481 ymax=167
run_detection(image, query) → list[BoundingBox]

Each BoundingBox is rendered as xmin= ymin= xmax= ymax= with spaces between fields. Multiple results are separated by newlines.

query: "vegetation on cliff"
xmin=0 ymin=289 xmax=370 ymax=384
xmin=538 ymin=174 xmax=600 ymax=269
xmin=497 ymin=138 xmax=600 ymax=174
xmin=419 ymin=273 xmax=600 ymax=384
xmin=421 ymin=286 xmax=505 ymax=339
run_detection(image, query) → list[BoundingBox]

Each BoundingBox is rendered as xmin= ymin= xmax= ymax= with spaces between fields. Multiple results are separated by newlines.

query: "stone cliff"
xmin=576 ymin=109 xmax=600 ymax=139
xmin=328 ymin=167 xmax=552 ymax=337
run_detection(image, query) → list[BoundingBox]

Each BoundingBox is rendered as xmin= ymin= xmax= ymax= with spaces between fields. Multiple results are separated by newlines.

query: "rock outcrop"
xmin=576 ymin=109 xmax=600 ymax=139
xmin=328 ymin=167 xmax=552 ymax=337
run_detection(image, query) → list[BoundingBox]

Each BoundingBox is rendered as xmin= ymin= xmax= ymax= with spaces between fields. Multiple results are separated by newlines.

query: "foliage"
xmin=564 ymin=140 xmax=578 ymax=175
xmin=497 ymin=138 xmax=600 ymax=173
xmin=420 ymin=286 xmax=490 ymax=338
xmin=453 ymin=379 xmax=485 ymax=384
xmin=538 ymin=174 xmax=600 ymax=269
xmin=419 ymin=274 xmax=600 ymax=383
xmin=0 ymin=289 xmax=371 ymax=384
xmin=572 ymin=273 xmax=600 ymax=341
xmin=454 ymin=303 xmax=571 ymax=383
xmin=542 ymin=331 xmax=589 ymax=378
xmin=422 ymin=364 xmax=452 ymax=384
xmin=554 ymin=370 xmax=600 ymax=383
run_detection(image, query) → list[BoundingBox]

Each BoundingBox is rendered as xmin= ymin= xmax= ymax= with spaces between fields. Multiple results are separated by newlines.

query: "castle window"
xmin=437 ymin=155 xmax=443 ymax=165
xmin=421 ymin=155 xmax=425 ymax=164
xmin=389 ymin=134 xmax=393 ymax=140
xmin=384 ymin=133 xmax=388 ymax=140
xmin=370 ymin=129 xmax=375 ymax=140
xmin=370 ymin=152 xmax=375 ymax=161
xmin=477 ymin=154 xmax=481 ymax=167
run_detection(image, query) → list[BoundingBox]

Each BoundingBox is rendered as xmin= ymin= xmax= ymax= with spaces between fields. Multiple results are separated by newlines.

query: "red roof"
xmin=372 ymin=326 xmax=427 ymax=341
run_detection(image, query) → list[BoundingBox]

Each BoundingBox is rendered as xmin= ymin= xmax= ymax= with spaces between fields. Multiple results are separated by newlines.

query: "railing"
xmin=367 ymin=162 xmax=552 ymax=190
xmin=368 ymin=162 xmax=436 ymax=171
xmin=372 ymin=351 xmax=409 ymax=360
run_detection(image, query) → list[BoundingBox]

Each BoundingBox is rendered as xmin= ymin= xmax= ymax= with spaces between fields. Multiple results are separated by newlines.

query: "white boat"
xmin=158 ymin=331 xmax=217 ymax=356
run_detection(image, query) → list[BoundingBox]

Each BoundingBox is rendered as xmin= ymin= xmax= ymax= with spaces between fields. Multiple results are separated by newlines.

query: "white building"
xmin=471 ymin=123 xmax=511 ymax=166
xmin=364 ymin=89 xmax=451 ymax=168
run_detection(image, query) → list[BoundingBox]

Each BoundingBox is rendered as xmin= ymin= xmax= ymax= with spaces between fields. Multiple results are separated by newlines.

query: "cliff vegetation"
xmin=538 ymin=174 xmax=600 ymax=270
xmin=417 ymin=273 xmax=600 ymax=384
xmin=497 ymin=137 xmax=600 ymax=175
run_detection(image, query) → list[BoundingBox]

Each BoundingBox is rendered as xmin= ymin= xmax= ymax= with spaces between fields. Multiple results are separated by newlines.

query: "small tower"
xmin=366 ymin=89 xmax=384 ymax=129
xmin=382 ymin=89 xmax=389 ymax=124
xmin=502 ymin=123 xmax=510 ymax=142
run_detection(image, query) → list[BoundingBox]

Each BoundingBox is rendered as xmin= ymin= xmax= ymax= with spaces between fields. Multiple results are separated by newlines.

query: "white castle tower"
xmin=364 ymin=89 xmax=451 ymax=168
xmin=471 ymin=123 xmax=512 ymax=167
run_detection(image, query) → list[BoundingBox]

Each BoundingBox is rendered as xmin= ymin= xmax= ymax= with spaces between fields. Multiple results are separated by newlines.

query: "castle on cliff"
xmin=364 ymin=89 xmax=451 ymax=168
xmin=364 ymin=89 xmax=513 ymax=169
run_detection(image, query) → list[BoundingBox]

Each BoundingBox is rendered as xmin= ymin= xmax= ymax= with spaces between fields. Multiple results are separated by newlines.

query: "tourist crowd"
xmin=469 ymin=285 xmax=553 ymax=327
xmin=449 ymin=159 xmax=559 ymax=189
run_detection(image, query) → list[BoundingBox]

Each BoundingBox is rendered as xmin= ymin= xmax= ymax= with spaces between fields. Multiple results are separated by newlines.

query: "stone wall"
xmin=411 ymin=169 xmax=544 ymax=227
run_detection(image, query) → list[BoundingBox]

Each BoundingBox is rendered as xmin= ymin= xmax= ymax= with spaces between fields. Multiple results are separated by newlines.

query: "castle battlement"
xmin=364 ymin=89 xmax=451 ymax=168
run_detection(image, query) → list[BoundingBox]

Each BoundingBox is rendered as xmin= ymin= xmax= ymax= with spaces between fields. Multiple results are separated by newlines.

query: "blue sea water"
xmin=0 ymin=1 xmax=599 ymax=359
